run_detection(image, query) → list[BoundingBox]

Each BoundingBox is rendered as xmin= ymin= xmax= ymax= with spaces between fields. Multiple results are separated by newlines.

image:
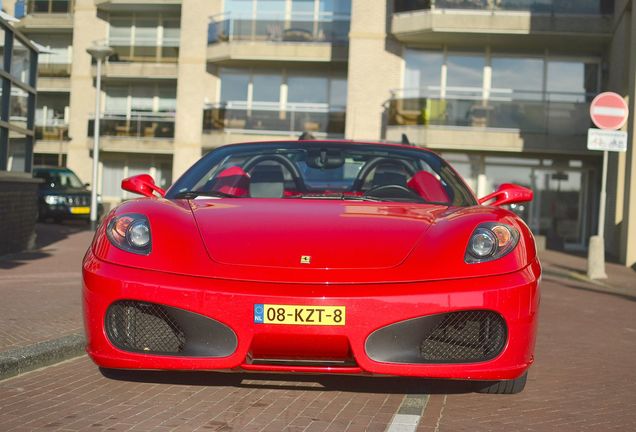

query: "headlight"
xmin=465 ymin=222 xmax=519 ymax=263
xmin=106 ymin=214 xmax=151 ymax=255
xmin=44 ymin=195 xmax=66 ymax=205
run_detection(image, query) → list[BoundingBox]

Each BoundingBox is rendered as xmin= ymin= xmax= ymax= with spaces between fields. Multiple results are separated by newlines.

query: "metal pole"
xmin=597 ymin=150 xmax=608 ymax=239
xmin=90 ymin=58 xmax=102 ymax=231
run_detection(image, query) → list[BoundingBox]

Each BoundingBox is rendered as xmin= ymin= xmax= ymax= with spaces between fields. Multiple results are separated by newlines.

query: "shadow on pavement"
xmin=99 ymin=367 xmax=486 ymax=394
xmin=0 ymin=222 xmax=89 ymax=269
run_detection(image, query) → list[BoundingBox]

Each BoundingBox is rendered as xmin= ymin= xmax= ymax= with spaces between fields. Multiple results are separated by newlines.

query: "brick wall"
xmin=0 ymin=174 xmax=40 ymax=256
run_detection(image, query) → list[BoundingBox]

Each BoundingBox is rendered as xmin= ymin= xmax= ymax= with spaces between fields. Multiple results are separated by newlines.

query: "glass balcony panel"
xmin=202 ymin=105 xmax=345 ymax=136
xmin=88 ymin=114 xmax=175 ymax=139
xmin=208 ymin=13 xmax=351 ymax=44
xmin=393 ymin=0 xmax=613 ymax=15
xmin=37 ymin=63 xmax=71 ymax=77
xmin=35 ymin=124 xmax=69 ymax=141
xmin=386 ymin=93 xmax=591 ymax=136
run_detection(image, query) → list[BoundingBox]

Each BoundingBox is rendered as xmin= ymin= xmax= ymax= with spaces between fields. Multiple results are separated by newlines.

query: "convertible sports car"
xmin=83 ymin=140 xmax=540 ymax=394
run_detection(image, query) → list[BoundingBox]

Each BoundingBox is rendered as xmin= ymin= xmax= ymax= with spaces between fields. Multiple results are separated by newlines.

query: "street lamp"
xmin=86 ymin=44 xmax=113 ymax=231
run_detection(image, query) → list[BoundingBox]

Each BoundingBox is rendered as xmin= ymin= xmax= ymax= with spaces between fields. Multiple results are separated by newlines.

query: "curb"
xmin=0 ymin=333 xmax=86 ymax=381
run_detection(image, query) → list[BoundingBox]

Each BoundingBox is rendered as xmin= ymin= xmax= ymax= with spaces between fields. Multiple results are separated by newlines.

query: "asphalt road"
xmin=0 ymin=272 xmax=634 ymax=431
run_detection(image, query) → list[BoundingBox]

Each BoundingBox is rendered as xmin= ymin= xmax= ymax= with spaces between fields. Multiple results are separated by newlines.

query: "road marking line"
xmin=386 ymin=394 xmax=429 ymax=432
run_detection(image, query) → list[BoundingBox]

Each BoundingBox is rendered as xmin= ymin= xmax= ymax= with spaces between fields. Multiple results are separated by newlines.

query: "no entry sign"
xmin=590 ymin=92 xmax=629 ymax=130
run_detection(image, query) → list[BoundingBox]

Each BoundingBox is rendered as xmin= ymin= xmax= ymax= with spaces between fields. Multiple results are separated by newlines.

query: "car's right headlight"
xmin=465 ymin=222 xmax=519 ymax=264
xmin=106 ymin=214 xmax=152 ymax=255
xmin=44 ymin=195 xmax=66 ymax=205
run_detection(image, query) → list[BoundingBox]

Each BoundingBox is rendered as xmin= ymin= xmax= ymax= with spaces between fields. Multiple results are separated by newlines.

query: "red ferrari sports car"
xmin=83 ymin=140 xmax=540 ymax=394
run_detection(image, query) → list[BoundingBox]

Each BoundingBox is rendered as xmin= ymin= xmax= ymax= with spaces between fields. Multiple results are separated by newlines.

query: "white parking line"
xmin=386 ymin=394 xmax=430 ymax=432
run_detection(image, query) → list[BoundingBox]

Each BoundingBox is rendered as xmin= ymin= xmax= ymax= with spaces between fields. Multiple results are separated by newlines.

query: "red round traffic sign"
xmin=590 ymin=92 xmax=629 ymax=130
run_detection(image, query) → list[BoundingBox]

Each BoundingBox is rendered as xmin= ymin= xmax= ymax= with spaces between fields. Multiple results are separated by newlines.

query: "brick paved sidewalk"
xmin=539 ymin=249 xmax=636 ymax=297
xmin=0 ymin=223 xmax=91 ymax=352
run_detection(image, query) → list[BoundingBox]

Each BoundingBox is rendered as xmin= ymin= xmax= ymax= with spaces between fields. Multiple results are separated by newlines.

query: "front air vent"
xmin=365 ymin=310 xmax=507 ymax=364
xmin=106 ymin=301 xmax=186 ymax=354
xmin=105 ymin=300 xmax=238 ymax=357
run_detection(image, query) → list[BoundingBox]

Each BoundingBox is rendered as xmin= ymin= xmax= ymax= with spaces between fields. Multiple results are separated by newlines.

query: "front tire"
xmin=476 ymin=372 xmax=527 ymax=394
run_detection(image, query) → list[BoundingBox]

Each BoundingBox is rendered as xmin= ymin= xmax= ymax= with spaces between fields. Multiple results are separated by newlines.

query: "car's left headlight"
xmin=44 ymin=195 xmax=66 ymax=205
xmin=106 ymin=214 xmax=151 ymax=255
xmin=465 ymin=222 xmax=519 ymax=263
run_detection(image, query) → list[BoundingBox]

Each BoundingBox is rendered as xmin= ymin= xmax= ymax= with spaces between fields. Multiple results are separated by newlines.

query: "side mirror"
xmin=478 ymin=183 xmax=533 ymax=207
xmin=121 ymin=174 xmax=166 ymax=198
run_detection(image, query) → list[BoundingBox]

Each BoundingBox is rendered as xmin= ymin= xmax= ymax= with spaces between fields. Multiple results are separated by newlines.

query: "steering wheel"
xmin=363 ymin=184 xmax=426 ymax=202
xmin=352 ymin=157 xmax=417 ymax=191
xmin=242 ymin=154 xmax=306 ymax=192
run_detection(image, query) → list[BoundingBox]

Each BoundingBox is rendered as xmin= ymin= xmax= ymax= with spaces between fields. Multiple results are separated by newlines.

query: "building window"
xmin=491 ymin=57 xmax=543 ymax=100
xmin=108 ymin=13 xmax=181 ymax=63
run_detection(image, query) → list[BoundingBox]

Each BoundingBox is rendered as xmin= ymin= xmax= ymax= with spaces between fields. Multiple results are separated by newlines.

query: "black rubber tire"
xmin=476 ymin=372 xmax=527 ymax=394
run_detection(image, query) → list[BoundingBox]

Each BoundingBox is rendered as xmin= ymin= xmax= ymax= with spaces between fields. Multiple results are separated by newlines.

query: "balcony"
xmin=202 ymin=104 xmax=345 ymax=146
xmin=207 ymin=13 xmax=350 ymax=64
xmin=99 ymin=39 xmax=180 ymax=79
xmin=95 ymin=0 xmax=181 ymax=12
xmin=35 ymin=123 xmax=69 ymax=141
xmin=385 ymin=90 xmax=594 ymax=154
xmin=87 ymin=113 xmax=175 ymax=153
xmin=16 ymin=1 xmax=74 ymax=31
xmin=391 ymin=0 xmax=613 ymax=53
xmin=38 ymin=63 xmax=71 ymax=77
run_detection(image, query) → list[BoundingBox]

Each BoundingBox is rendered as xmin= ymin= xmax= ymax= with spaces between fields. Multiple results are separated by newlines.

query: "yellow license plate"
xmin=254 ymin=304 xmax=345 ymax=326
xmin=70 ymin=207 xmax=90 ymax=214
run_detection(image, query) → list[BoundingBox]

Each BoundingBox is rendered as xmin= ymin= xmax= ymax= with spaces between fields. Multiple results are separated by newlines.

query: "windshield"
xmin=168 ymin=142 xmax=476 ymax=206
xmin=34 ymin=169 xmax=85 ymax=190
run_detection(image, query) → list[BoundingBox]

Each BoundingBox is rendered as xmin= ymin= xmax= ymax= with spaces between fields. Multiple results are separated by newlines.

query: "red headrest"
xmin=211 ymin=166 xmax=250 ymax=197
xmin=407 ymin=170 xmax=450 ymax=203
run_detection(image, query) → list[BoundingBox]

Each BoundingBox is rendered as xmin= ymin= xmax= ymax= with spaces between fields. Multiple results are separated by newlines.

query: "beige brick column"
xmin=345 ymin=0 xmax=402 ymax=140
xmin=172 ymin=0 xmax=222 ymax=180
xmin=620 ymin=4 xmax=636 ymax=268
xmin=65 ymin=0 xmax=107 ymax=184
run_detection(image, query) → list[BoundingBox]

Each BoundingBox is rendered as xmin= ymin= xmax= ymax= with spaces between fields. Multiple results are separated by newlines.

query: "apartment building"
xmin=5 ymin=0 xmax=636 ymax=268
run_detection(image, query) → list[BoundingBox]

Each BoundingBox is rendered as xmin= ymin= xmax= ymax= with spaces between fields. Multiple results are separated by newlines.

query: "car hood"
xmin=190 ymin=199 xmax=446 ymax=269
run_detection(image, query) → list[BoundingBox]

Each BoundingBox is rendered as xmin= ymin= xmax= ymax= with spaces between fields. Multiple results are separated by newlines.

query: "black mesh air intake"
xmin=365 ymin=310 xmax=507 ymax=364
xmin=419 ymin=311 xmax=506 ymax=363
xmin=106 ymin=301 xmax=186 ymax=354
xmin=105 ymin=300 xmax=238 ymax=357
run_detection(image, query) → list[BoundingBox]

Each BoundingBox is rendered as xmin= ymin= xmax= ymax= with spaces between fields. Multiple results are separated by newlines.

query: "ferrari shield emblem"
xmin=300 ymin=255 xmax=311 ymax=264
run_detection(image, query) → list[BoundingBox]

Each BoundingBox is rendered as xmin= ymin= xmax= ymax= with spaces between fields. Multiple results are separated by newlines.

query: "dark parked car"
xmin=33 ymin=166 xmax=103 ymax=222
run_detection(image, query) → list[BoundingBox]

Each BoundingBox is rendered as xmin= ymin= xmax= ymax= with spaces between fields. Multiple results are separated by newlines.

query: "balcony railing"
xmin=35 ymin=123 xmax=69 ymax=141
xmin=208 ymin=12 xmax=351 ymax=45
xmin=203 ymin=104 xmax=346 ymax=136
xmin=393 ymin=0 xmax=614 ymax=15
xmin=88 ymin=113 xmax=175 ymax=139
xmin=27 ymin=0 xmax=74 ymax=14
xmin=37 ymin=63 xmax=71 ymax=77
xmin=386 ymin=90 xmax=592 ymax=135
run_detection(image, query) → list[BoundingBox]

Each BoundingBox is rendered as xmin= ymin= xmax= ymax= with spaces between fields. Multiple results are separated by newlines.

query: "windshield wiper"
xmin=175 ymin=190 xmax=239 ymax=199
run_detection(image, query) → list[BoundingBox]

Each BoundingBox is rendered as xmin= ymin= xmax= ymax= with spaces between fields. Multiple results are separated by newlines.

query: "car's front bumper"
xmin=83 ymin=251 xmax=540 ymax=381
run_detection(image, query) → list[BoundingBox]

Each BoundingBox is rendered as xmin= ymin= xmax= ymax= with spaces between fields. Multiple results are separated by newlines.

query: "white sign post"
xmin=586 ymin=92 xmax=629 ymax=279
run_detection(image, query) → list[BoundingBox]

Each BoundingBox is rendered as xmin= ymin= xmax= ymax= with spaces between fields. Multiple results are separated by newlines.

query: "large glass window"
xmin=7 ymin=135 xmax=28 ymax=173
xmin=11 ymin=38 xmax=32 ymax=85
xmin=404 ymin=50 xmax=443 ymax=97
xmin=446 ymin=54 xmax=484 ymax=98
xmin=547 ymin=60 xmax=599 ymax=102
xmin=220 ymin=68 xmax=250 ymax=103
xmin=252 ymin=72 xmax=281 ymax=103
xmin=105 ymin=84 xmax=177 ymax=115
xmin=491 ymin=57 xmax=544 ymax=100
xmin=108 ymin=13 xmax=180 ymax=63
xmin=288 ymin=75 xmax=328 ymax=104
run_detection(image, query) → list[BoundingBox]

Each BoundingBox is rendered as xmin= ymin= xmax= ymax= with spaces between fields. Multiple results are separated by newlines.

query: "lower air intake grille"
xmin=106 ymin=301 xmax=186 ymax=354
xmin=420 ymin=311 xmax=506 ymax=363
